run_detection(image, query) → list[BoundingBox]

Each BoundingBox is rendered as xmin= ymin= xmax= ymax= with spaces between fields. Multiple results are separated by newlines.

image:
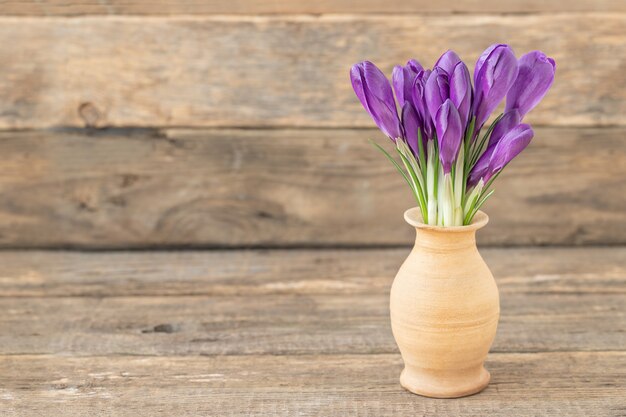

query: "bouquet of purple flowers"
xmin=350 ymin=44 xmax=555 ymax=226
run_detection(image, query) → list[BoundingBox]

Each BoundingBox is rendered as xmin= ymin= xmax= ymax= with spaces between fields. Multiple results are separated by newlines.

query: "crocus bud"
xmin=505 ymin=51 xmax=556 ymax=117
xmin=425 ymin=67 xmax=450 ymax=125
xmin=412 ymin=69 xmax=433 ymax=139
xmin=467 ymin=150 xmax=491 ymax=189
xmin=467 ymin=109 xmax=521 ymax=188
xmin=435 ymin=99 xmax=463 ymax=174
xmin=488 ymin=109 xmax=521 ymax=149
xmin=473 ymin=44 xmax=519 ymax=129
xmin=449 ymin=61 xmax=472 ymax=128
xmin=392 ymin=59 xmax=423 ymax=107
xmin=434 ymin=50 xmax=462 ymax=74
xmin=487 ymin=124 xmax=534 ymax=176
xmin=401 ymin=102 xmax=421 ymax=155
xmin=468 ymin=122 xmax=533 ymax=188
xmin=350 ymin=61 xmax=403 ymax=141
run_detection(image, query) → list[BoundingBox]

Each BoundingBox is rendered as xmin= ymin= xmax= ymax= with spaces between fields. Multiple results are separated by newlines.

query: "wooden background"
xmin=0 ymin=1 xmax=624 ymax=249
xmin=1 ymin=2 xmax=625 ymax=416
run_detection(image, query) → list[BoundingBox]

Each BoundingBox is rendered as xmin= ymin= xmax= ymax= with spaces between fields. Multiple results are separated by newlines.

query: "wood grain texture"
xmin=0 ymin=14 xmax=623 ymax=129
xmin=1 ymin=248 xmax=624 ymax=415
xmin=1 ymin=352 xmax=625 ymax=416
xmin=0 ymin=249 xmax=624 ymax=356
xmin=0 ymin=247 xmax=624 ymax=297
xmin=0 ymin=127 xmax=623 ymax=248
xmin=2 ymin=292 xmax=623 ymax=356
xmin=1 ymin=0 xmax=624 ymax=15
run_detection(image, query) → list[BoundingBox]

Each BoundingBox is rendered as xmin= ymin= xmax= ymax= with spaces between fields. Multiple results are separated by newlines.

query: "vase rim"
xmin=404 ymin=208 xmax=489 ymax=232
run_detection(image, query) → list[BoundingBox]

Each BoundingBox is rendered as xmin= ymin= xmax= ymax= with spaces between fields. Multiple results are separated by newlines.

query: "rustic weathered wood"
xmin=0 ymin=248 xmax=624 ymax=414
xmin=1 ymin=352 xmax=624 ymax=416
xmin=1 ymin=0 xmax=624 ymax=15
xmin=0 ymin=128 xmax=623 ymax=248
xmin=0 ymin=248 xmax=624 ymax=356
xmin=0 ymin=14 xmax=623 ymax=129
xmin=2 ymin=247 xmax=623 ymax=297
xmin=2 ymin=292 xmax=623 ymax=356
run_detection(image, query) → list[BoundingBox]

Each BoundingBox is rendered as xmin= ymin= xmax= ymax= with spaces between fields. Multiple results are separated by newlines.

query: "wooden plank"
xmin=1 ymin=352 xmax=624 ymax=416
xmin=0 ymin=14 xmax=623 ymax=129
xmin=0 ymin=248 xmax=624 ymax=297
xmin=1 ymin=0 xmax=624 ymax=15
xmin=1 ymin=249 xmax=623 ymax=414
xmin=0 ymin=128 xmax=623 ymax=248
xmin=1 ymin=292 xmax=623 ymax=356
xmin=0 ymin=248 xmax=624 ymax=356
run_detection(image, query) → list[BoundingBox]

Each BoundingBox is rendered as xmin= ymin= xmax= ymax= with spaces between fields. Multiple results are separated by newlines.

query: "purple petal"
xmin=406 ymin=59 xmax=424 ymax=74
xmin=467 ymin=147 xmax=493 ymax=188
xmin=350 ymin=61 xmax=403 ymax=140
xmin=401 ymin=103 xmax=421 ymax=155
xmin=449 ymin=61 xmax=472 ymax=128
xmin=505 ymin=51 xmax=556 ymax=117
xmin=473 ymin=44 xmax=519 ymax=129
xmin=391 ymin=66 xmax=405 ymax=105
xmin=412 ymin=70 xmax=433 ymax=139
xmin=486 ymin=123 xmax=534 ymax=180
xmin=435 ymin=50 xmax=462 ymax=74
xmin=474 ymin=44 xmax=501 ymax=86
xmin=435 ymin=99 xmax=463 ymax=174
xmin=488 ymin=109 xmax=521 ymax=148
xmin=392 ymin=59 xmax=422 ymax=107
xmin=425 ymin=67 xmax=449 ymax=126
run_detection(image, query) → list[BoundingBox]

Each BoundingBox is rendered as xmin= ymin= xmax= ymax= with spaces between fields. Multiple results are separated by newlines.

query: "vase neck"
xmin=413 ymin=228 xmax=478 ymax=252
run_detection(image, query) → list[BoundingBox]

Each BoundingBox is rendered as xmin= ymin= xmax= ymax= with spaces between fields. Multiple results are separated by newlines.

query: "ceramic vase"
xmin=390 ymin=208 xmax=499 ymax=398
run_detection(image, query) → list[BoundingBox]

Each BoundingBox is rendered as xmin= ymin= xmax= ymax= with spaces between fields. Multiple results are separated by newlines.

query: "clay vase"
xmin=390 ymin=208 xmax=499 ymax=398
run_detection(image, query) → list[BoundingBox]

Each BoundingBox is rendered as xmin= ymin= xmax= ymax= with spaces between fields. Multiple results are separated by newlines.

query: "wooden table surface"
xmin=0 ymin=247 xmax=624 ymax=416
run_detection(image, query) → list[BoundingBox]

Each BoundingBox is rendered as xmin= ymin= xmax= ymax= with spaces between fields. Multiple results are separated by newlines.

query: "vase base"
xmin=399 ymin=366 xmax=490 ymax=398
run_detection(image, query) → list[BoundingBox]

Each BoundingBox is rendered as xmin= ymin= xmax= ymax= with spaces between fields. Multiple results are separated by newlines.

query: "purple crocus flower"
xmin=401 ymin=102 xmax=421 ymax=155
xmin=449 ymin=61 xmax=472 ymax=127
xmin=392 ymin=59 xmax=423 ymax=107
xmin=488 ymin=124 xmax=534 ymax=174
xmin=424 ymin=67 xmax=450 ymax=125
xmin=467 ymin=109 xmax=521 ymax=187
xmin=487 ymin=109 xmax=521 ymax=148
xmin=435 ymin=99 xmax=463 ymax=174
xmin=468 ymin=123 xmax=534 ymax=187
xmin=350 ymin=61 xmax=403 ymax=141
xmin=434 ymin=50 xmax=462 ymax=74
xmin=412 ymin=69 xmax=433 ymax=139
xmin=467 ymin=151 xmax=491 ymax=189
xmin=506 ymin=51 xmax=556 ymax=117
xmin=425 ymin=58 xmax=472 ymax=130
xmin=473 ymin=44 xmax=519 ymax=129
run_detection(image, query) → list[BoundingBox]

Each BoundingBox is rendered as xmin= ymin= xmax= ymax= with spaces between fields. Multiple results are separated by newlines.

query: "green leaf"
xmin=370 ymin=139 xmax=428 ymax=220
xmin=463 ymin=116 xmax=476 ymax=175
xmin=369 ymin=139 xmax=412 ymax=187
xmin=468 ymin=189 xmax=495 ymax=223
xmin=417 ymin=129 xmax=427 ymax=182
xmin=469 ymin=113 xmax=504 ymax=169
xmin=397 ymin=139 xmax=424 ymax=188
xmin=482 ymin=170 xmax=502 ymax=195
xmin=396 ymin=148 xmax=429 ymax=222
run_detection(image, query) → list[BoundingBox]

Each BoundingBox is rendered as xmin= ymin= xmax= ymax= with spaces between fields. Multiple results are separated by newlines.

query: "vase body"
xmin=390 ymin=208 xmax=499 ymax=398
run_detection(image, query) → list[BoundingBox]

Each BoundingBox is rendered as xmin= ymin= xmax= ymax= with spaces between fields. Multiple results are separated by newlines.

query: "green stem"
xmin=396 ymin=146 xmax=428 ymax=222
xmin=469 ymin=113 xmax=504 ymax=169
